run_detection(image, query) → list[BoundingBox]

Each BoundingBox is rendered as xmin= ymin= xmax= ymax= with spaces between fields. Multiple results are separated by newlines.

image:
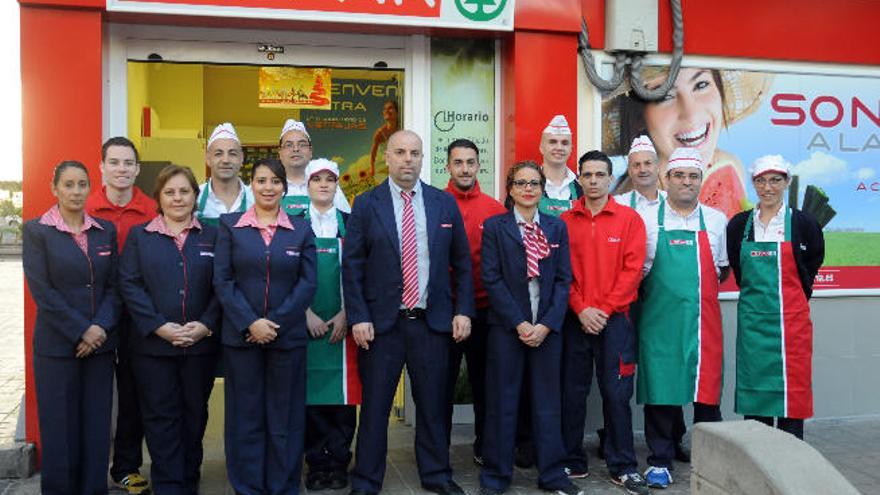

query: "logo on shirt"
xmin=440 ymin=223 xmax=453 ymax=228
xmin=607 ymin=236 xmax=621 ymax=243
xmin=669 ymin=239 xmax=694 ymax=246
xmin=199 ymin=251 xmax=215 ymax=257
xmin=286 ymin=249 xmax=301 ymax=257
xmin=750 ymin=250 xmax=777 ymax=257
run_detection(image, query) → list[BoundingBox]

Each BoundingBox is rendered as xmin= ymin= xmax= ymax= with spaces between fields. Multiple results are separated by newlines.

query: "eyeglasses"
xmin=512 ymin=179 xmax=542 ymax=189
xmin=281 ymin=140 xmax=312 ymax=151
xmin=669 ymin=171 xmax=702 ymax=182
xmin=754 ymin=176 xmax=786 ymax=187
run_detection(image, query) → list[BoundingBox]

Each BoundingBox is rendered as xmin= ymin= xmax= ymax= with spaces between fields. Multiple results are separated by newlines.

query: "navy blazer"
xmin=119 ymin=222 xmax=221 ymax=356
xmin=213 ymin=212 xmax=317 ymax=349
xmin=342 ymin=180 xmax=475 ymax=334
xmin=23 ymin=218 xmax=121 ymax=357
xmin=480 ymin=211 xmax=572 ymax=333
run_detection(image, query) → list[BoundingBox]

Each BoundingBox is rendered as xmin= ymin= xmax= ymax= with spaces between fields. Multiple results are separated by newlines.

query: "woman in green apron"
xmin=301 ymin=158 xmax=362 ymax=491
xmin=727 ymin=155 xmax=825 ymax=440
xmin=637 ymin=148 xmax=727 ymax=488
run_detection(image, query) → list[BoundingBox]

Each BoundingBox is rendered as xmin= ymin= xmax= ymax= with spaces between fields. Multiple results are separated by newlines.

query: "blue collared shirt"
xmin=389 ymin=179 xmax=430 ymax=309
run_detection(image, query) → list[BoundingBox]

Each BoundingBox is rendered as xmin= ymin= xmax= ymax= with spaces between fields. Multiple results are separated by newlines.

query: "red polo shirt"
xmin=445 ymin=179 xmax=506 ymax=309
xmin=561 ymin=195 xmax=646 ymax=316
xmin=86 ymin=185 xmax=157 ymax=250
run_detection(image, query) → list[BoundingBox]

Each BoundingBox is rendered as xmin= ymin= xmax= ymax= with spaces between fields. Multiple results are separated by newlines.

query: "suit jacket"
xmin=119 ymin=222 xmax=221 ymax=356
xmin=342 ymin=179 xmax=475 ymax=334
xmin=213 ymin=212 xmax=317 ymax=349
xmin=480 ymin=211 xmax=572 ymax=332
xmin=23 ymin=218 xmax=121 ymax=357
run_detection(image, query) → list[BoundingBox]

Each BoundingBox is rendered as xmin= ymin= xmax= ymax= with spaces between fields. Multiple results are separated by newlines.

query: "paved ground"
xmin=0 ymin=257 xmax=877 ymax=494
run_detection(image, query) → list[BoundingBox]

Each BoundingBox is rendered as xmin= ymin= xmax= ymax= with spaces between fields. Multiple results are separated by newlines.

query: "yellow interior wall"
xmin=126 ymin=63 xmax=149 ymax=153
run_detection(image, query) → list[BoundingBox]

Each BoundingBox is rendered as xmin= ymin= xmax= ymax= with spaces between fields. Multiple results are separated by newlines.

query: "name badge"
xmin=550 ymin=243 xmax=560 ymax=248
xmin=97 ymin=250 xmax=112 ymax=256
xmin=200 ymin=251 xmax=215 ymax=257
xmin=441 ymin=223 xmax=453 ymax=228
xmin=286 ymin=250 xmax=301 ymax=257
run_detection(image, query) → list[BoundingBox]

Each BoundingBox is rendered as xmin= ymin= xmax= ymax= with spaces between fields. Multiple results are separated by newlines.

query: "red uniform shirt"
xmin=561 ymin=196 xmax=646 ymax=317
xmin=86 ymin=185 xmax=157 ymax=250
xmin=445 ymin=179 xmax=506 ymax=309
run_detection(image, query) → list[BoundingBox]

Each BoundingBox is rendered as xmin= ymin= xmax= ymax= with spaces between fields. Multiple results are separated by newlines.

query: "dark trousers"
xmin=130 ymin=353 xmax=218 ymax=495
xmin=561 ymin=312 xmax=638 ymax=477
xmin=446 ymin=307 xmax=489 ymax=457
xmin=480 ymin=325 xmax=568 ymax=491
xmin=35 ymin=351 xmax=115 ymax=495
xmin=111 ymin=320 xmax=145 ymax=482
xmin=224 ymin=346 xmax=306 ymax=495
xmin=305 ymin=405 xmax=357 ymax=473
xmin=352 ymin=315 xmax=451 ymax=493
xmin=744 ymin=415 xmax=804 ymax=440
xmin=645 ymin=403 xmax=721 ymax=468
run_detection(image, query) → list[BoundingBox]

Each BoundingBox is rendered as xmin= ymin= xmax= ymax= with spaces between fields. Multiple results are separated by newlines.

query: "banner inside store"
xmin=602 ymin=66 xmax=880 ymax=295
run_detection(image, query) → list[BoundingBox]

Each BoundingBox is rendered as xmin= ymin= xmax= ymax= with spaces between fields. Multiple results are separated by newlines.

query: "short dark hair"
xmin=52 ymin=160 xmax=89 ymax=186
xmin=102 ymin=136 xmax=139 ymax=163
xmin=446 ymin=139 xmax=480 ymax=162
xmin=578 ymin=150 xmax=613 ymax=175
xmin=153 ymin=165 xmax=200 ymax=215
xmin=253 ymin=158 xmax=288 ymax=195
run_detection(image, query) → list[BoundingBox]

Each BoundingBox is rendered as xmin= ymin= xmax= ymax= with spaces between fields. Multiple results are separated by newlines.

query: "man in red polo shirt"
xmin=443 ymin=138 xmax=506 ymax=466
xmin=86 ymin=136 xmax=156 ymax=495
xmin=560 ymin=150 xmax=649 ymax=495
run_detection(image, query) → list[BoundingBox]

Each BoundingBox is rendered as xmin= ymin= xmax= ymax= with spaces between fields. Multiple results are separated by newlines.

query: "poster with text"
xmin=259 ymin=67 xmax=332 ymax=109
xmin=602 ymin=66 xmax=880 ymax=295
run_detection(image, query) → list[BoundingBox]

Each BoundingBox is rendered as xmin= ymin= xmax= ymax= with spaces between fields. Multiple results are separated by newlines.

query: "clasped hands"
xmin=156 ymin=321 xmax=213 ymax=347
xmin=578 ymin=307 xmax=609 ymax=335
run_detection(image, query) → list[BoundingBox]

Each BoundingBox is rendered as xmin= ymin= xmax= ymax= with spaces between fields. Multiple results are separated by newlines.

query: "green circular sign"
xmin=454 ymin=0 xmax=508 ymax=22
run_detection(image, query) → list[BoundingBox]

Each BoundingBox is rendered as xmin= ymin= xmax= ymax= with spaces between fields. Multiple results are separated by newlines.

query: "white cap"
xmin=666 ymin=147 xmax=704 ymax=173
xmin=207 ymin=123 xmax=240 ymax=148
xmin=279 ymin=118 xmax=310 ymax=142
xmin=751 ymin=154 xmax=791 ymax=178
xmin=542 ymin=115 xmax=572 ymax=135
xmin=305 ymin=158 xmax=339 ymax=180
xmin=627 ymin=135 xmax=656 ymax=158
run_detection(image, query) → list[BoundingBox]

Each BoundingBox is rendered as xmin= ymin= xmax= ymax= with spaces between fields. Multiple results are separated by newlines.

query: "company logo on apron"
xmin=547 ymin=205 xmax=567 ymax=212
xmin=669 ymin=239 xmax=694 ymax=246
xmin=316 ymin=248 xmax=338 ymax=254
xmin=750 ymin=250 xmax=777 ymax=257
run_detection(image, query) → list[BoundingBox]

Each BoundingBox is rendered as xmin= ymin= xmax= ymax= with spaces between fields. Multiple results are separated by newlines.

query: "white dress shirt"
xmin=643 ymin=201 xmax=729 ymax=276
xmin=308 ymin=204 xmax=339 ymax=238
xmin=389 ymin=179 xmax=430 ymax=309
xmin=544 ymin=167 xmax=578 ymax=200
xmin=287 ymin=179 xmax=351 ymax=213
xmin=753 ymin=204 xmax=787 ymax=242
xmin=513 ymin=207 xmax=541 ymax=324
xmin=197 ymin=179 xmax=254 ymax=219
xmin=613 ymin=189 xmax=667 ymax=219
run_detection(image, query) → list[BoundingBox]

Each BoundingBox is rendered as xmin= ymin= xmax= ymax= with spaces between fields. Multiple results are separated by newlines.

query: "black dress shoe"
xmin=514 ymin=444 xmax=535 ymax=469
xmin=327 ymin=470 xmax=349 ymax=490
xmin=596 ymin=428 xmax=606 ymax=460
xmin=348 ymin=490 xmax=376 ymax=495
xmin=422 ymin=480 xmax=466 ymax=495
xmin=306 ymin=471 xmax=330 ymax=491
xmin=674 ymin=442 xmax=691 ymax=463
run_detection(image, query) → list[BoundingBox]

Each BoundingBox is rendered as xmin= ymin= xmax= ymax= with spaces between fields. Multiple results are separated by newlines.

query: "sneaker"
xmin=644 ymin=466 xmax=673 ymax=489
xmin=117 ymin=473 xmax=151 ymax=495
xmin=543 ymin=481 xmax=583 ymax=495
xmin=564 ymin=467 xmax=589 ymax=479
xmin=611 ymin=472 xmax=649 ymax=495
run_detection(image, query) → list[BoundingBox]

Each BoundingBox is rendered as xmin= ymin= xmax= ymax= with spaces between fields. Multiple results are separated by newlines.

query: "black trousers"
xmin=446 ymin=307 xmax=489 ymax=457
xmin=644 ymin=403 xmax=721 ymax=468
xmin=305 ymin=405 xmax=357 ymax=473
xmin=744 ymin=415 xmax=804 ymax=440
xmin=111 ymin=318 xmax=146 ymax=482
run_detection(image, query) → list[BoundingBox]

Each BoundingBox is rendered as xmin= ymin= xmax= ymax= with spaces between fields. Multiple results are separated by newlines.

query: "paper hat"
xmin=279 ymin=119 xmax=310 ymax=141
xmin=305 ymin=158 xmax=340 ymax=180
xmin=542 ymin=115 xmax=572 ymax=135
xmin=666 ymin=147 xmax=704 ymax=173
xmin=751 ymin=154 xmax=791 ymax=178
xmin=207 ymin=123 xmax=240 ymax=148
xmin=627 ymin=135 xmax=656 ymax=157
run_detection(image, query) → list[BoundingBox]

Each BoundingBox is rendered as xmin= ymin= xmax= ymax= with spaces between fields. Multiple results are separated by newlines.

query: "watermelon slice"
xmin=700 ymin=165 xmax=747 ymax=219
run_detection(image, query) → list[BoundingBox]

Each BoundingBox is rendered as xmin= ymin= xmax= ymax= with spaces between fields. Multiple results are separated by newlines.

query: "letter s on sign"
xmin=771 ymin=93 xmax=806 ymax=126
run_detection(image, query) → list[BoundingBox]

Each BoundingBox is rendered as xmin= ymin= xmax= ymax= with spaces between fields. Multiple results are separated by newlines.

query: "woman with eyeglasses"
xmin=23 ymin=160 xmax=121 ymax=494
xmin=119 ymin=164 xmax=220 ymax=494
xmin=214 ymin=158 xmax=317 ymax=493
xmin=726 ymin=155 xmax=824 ymax=439
xmin=478 ymin=161 xmax=579 ymax=495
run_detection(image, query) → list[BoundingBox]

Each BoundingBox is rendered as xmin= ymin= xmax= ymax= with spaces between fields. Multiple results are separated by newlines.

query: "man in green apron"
xmin=302 ymin=158 xmax=361 ymax=491
xmin=726 ymin=155 xmax=824 ymax=440
xmin=637 ymin=147 xmax=730 ymax=489
xmin=536 ymin=114 xmax=583 ymax=218
xmin=278 ymin=118 xmax=351 ymax=216
xmin=196 ymin=122 xmax=253 ymax=226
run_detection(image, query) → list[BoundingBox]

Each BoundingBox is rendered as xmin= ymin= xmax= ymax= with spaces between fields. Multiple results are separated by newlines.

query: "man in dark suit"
xmin=343 ymin=130 xmax=475 ymax=495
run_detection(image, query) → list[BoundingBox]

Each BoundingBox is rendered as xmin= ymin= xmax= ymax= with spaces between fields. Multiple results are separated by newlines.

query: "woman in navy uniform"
xmin=214 ymin=158 xmax=317 ymax=494
xmin=23 ymin=160 xmax=121 ymax=495
xmin=119 ymin=165 xmax=220 ymax=494
xmin=479 ymin=161 xmax=579 ymax=495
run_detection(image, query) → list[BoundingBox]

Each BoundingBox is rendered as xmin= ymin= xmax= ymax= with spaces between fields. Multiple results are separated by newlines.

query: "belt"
xmin=399 ymin=308 xmax=427 ymax=320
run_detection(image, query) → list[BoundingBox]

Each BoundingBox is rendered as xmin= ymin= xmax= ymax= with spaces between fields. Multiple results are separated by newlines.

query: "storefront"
xmin=20 ymin=0 xmax=880 ymax=455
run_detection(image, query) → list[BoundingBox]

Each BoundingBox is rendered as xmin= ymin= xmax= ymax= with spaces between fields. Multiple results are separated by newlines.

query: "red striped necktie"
xmin=520 ymin=221 xmax=550 ymax=278
xmin=400 ymin=190 xmax=420 ymax=309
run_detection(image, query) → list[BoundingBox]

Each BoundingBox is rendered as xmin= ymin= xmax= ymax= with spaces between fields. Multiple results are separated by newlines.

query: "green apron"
xmin=195 ymin=179 xmax=247 ymax=226
xmin=281 ymin=195 xmax=311 ymax=217
xmin=637 ymin=199 xmax=723 ymax=405
xmin=538 ymin=182 xmax=578 ymax=217
xmin=735 ymin=208 xmax=813 ymax=418
xmin=304 ymin=210 xmax=361 ymax=405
